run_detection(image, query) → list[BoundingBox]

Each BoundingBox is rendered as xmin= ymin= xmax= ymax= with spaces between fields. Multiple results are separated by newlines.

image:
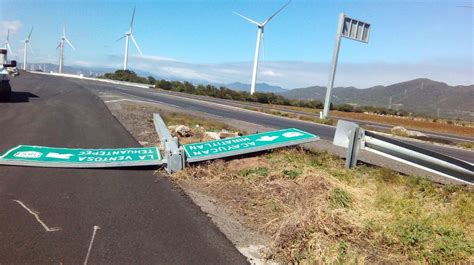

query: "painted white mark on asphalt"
xmin=83 ymin=225 xmax=101 ymax=265
xmin=13 ymin=200 xmax=61 ymax=232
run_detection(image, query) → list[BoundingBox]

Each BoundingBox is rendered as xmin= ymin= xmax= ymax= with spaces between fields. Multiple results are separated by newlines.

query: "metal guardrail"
xmin=153 ymin=113 xmax=184 ymax=173
xmin=334 ymin=120 xmax=473 ymax=185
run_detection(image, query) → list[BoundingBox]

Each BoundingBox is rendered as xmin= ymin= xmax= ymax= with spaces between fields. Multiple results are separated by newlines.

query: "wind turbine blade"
xmin=130 ymin=7 xmax=136 ymax=30
xmin=63 ymin=27 xmax=66 ymax=37
xmin=28 ymin=27 xmax=34 ymax=39
xmin=6 ymin=43 xmax=13 ymax=55
xmin=57 ymin=42 xmax=61 ymax=49
xmin=65 ymin=37 xmax=75 ymax=50
xmin=262 ymin=0 xmax=291 ymax=26
xmin=233 ymin=11 xmax=261 ymax=26
xmin=116 ymin=35 xmax=126 ymax=42
xmin=130 ymin=34 xmax=143 ymax=56
xmin=28 ymin=43 xmax=34 ymax=54
xmin=6 ymin=29 xmax=9 ymax=41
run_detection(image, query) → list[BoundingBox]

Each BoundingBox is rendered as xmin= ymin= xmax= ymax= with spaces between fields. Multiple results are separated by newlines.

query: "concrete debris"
xmin=219 ymin=131 xmax=240 ymax=139
xmin=138 ymin=141 xmax=149 ymax=146
xmin=205 ymin=132 xmax=220 ymax=140
xmin=391 ymin=126 xmax=408 ymax=135
xmin=391 ymin=126 xmax=426 ymax=137
xmin=176 ymin=125 xmax=193 ymax=137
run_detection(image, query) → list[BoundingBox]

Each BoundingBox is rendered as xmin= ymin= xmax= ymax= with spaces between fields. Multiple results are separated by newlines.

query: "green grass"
xmin=161 ymin=112 xmax=239 ymax=132
xmin=239 ymin=167 xmax=269 ymax=179
xmin=330 ymin=188 xmax=352 ymax=209
xmin=282 ymin=169 xmax=301 ymax=179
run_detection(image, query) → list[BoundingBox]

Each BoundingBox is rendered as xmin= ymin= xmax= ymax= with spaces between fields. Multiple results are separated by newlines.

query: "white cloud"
xmin=261 ymin=70 xmax=281 ymax=77
xmin=91 ymin=54 xmax=474 ymax=89
xmin=133 ymin=54 xmax=178 ymax=62
xmin=0 ymin=20 xmax=23 ymax=37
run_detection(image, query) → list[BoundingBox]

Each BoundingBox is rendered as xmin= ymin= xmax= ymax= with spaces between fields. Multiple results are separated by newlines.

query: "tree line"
xmin=100 ymin=70 xmax=409 ymax=116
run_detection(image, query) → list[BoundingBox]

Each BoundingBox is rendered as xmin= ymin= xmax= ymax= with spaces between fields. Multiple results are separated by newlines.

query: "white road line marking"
xmin=83 ymin=225 xmax=101 ymax=265
xmin=13 ymin=200 xmax=61 ymax=232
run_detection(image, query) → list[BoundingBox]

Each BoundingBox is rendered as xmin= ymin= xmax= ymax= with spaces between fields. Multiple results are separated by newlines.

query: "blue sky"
xmin=1 ymin=0 xmax=473 ymax=88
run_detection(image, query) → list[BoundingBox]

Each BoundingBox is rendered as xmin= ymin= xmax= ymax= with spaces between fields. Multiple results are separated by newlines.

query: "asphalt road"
xmin=73 ymin=77 xmax=474 ymax=164
xmin=91 ymin=83 xmax=474 ymax=143
xmin=0 ymin=73 xmax=248 ymax=264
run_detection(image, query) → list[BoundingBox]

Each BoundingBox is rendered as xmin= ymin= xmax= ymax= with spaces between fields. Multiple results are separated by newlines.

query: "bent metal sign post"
xmin=0 ymin=145 xmax=163 ymax=168
xmin=183 ymin=128 xmax=319 ymax=162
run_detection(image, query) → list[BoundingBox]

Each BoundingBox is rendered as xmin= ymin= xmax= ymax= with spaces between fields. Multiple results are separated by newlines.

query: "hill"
xmin=226 ymin=82 xmax=287 ymax=93
xmin=280 ymin=79 xmax=474 ymax=120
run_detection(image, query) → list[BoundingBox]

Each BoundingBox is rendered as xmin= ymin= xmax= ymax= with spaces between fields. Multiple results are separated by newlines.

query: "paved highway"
xmin=71 ymin=77 xmax=474 ymax=164
xmin=0 ymin=73 xmax=248 ymax=264
xmin=90 ymin=82 xmax=474 ymax=143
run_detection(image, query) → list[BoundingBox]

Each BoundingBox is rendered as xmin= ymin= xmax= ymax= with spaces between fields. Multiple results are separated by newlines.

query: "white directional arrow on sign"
xmin=256 ymin=136 xmax=279 ymax=142
xmin=283 ymin=132 xmax=304 ymax=138
xmin=46 ymin=153 xmax=73 ymax=159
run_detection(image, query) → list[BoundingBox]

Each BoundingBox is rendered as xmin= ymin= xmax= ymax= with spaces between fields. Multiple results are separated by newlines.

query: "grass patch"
xmin=171 ymin=142 xmax=473 ymax=263
xmin=330 ymin=188 xmax=352 ymax=209
xmin=282 ymin=169 xmax=301 ymax=179
xmin=240 ymin=167 xmax=269 ymax=179
xmin=161 ymin=112 xmax=237 ymax=132
xmin=457 ymin=141 xmax=474 ymax=150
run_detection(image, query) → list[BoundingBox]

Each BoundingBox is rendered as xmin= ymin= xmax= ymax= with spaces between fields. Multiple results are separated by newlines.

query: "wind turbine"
xmin=21 ymin=27 xmax=34 ymax=70
xmin=234 ymin=1 xmax=291 ymax=95
xmin=117 ymin=7 xmax=143 ymax=70
xmin=57 ymin=27 xmax=75 ymax=73
xmin=3 ymin=29 xmax=13 ymax=55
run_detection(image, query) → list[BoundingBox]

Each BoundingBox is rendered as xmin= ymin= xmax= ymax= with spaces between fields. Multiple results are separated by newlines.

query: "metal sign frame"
xmin=341 ymin=16 xmax=371 ymax=43
xmin=322 ymin=13 xmax=371 ymax=119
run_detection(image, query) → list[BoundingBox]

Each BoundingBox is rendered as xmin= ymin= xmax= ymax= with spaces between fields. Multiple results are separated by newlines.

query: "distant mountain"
xmin=280 ymin=79 xmax=474 ymax=121
xmin=226 ymin=82 xmax=287 ymax=93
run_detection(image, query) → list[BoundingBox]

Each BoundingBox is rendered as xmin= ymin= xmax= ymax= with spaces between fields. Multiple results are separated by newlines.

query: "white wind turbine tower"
xmin=21 ymin=27 xmax=34 ymax=70
xmin=4 ymin=29 xmax=13 ymax=55
xmin=57 ymin=27 xmax=75 ymax=73
xmin=234 ymin=1 xmax=291 ymax=95
xmin=117 ymin=7 xmax=143 ymax=70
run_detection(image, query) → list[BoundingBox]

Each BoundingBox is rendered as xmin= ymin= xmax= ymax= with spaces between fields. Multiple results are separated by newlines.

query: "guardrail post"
xmin=165 ymin=143 xmax=185 ymax=173
xmin=153 ymin=113 xmax=185 ymax=173
xmin=333 ymin=120 xmax=362 ymax=169
xmin=345 ymin=127 xmax=363 ymax=169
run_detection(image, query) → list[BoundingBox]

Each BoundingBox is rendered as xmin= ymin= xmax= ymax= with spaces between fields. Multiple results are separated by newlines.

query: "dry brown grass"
xmin=112 ymin=101 xmax=473 ymax=263
xmin=171 ymin=148 xmax=473 ymax=264
xmin=331 ymin=111 xmax=474 ymax=137
xmin=246 ymin=103 xmax=474 ymax=137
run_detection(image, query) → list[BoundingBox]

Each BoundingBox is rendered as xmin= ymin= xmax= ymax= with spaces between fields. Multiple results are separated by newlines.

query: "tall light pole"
xmin=322 ymin=13 xmax=371 ymax=119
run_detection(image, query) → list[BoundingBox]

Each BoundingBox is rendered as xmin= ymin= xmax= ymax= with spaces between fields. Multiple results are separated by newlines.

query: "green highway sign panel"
xmin=0 ymin=145 xmax=163 ymax=168
xmin=184 ymin=128 xmax=319 ymax=162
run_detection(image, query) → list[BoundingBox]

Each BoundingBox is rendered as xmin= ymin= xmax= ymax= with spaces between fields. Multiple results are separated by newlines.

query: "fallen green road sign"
xmin=184 ymin=128 xmax=319 ymax=162
xmin=0 ymin=145 xmax=163 ymax=168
